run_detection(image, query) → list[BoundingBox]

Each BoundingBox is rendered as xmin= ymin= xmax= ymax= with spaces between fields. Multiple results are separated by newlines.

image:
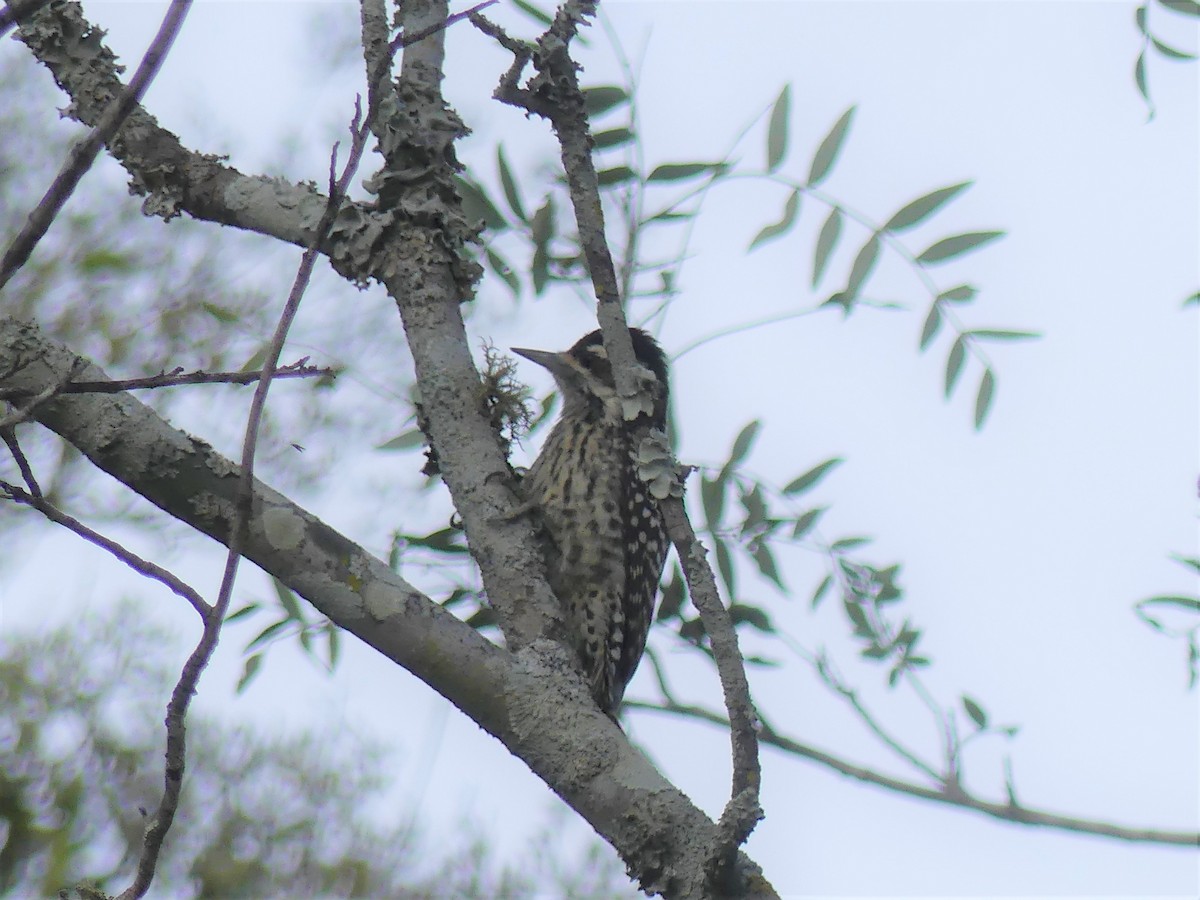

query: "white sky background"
xmin=2 ymin=1 xmax=1198 ymax=897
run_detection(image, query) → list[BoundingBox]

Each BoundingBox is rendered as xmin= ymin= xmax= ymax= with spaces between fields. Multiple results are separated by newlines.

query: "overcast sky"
xmin=3 ymin=1 xmax=1198 ymax=897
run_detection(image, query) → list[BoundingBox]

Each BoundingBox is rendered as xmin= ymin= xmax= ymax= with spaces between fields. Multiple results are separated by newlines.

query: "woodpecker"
xmin=512 ymin=328 xmax=671 ymax=717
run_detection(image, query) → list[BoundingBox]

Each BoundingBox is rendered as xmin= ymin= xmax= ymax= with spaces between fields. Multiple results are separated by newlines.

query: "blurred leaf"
xmin=583 ymin=85 xmax=628 ymax=116
xmin=1151 ymin=37 xmax=1197 ymax=59
xmin=513 ymin=0 xmax=553 ymax=26
xmin=273 ymin=578 xmax=305 ymax=624
xmin=593 ymin=127 xmax=635 ymax=150
xmin=963 ymin=695 xmax=989 ymax=729
xmin=831 ymin=536 xmax=872 ymax=551
xmin=845 ymin=233 xmax=880 ymax=296
xmin=225 ymin=603 xmax=259 ymax=623
xmin=843 ymin=598 xmax=872 ymax=636
xmin=408 ymin=527 xmax=468 ymax=554
xmin=236 ymin=653 xmax=264 ymax=693
xmin=882 ymin=182 xmax=972 ymax=232
xmin=766 ymin=84 xmax=791 ymax=171
xmin=1134 ymin=50 xmax=1154 ymax=119
xmin=811 ymin=573 xmax=834 ymax=608
xmin=647 ymin=162 xmax=726 ymax=182
xmin=739 ymin=484 xmax=768 ymax=532
xmin=783 ymin=458 xmax=843 ymax=494
xmin=939 ymin=284 xmax=977 ymax=303
xmin=974 ymin=368 xmax=996 ymax=429
xmin=1139 ymin=595 xmax=1200 ymax=612
xmin=945 ymin=335 xmax=966 ymax=397
xmin=745 ymin=654 xmax=782 ymax=668
xmin=1184 ymin=291 xmax=1200 ymax=307
xmin=327 ymin=624 xmax=341 ymax=668
xmin=377 ymin=429 xmax=426 ymax=451
xmin=966 ymin=329 xmax=1040 ymax=341
xmin=701 ymin=474 xmax=726 ymax=528
xmin=713 ymin=536 xmax=736 ymax=598
xmin=1171 ymin=554 xmax=1200 ymax=574
xmin=79 ymin=248 xmax=135 ymax=274
xmin=723 ymin=420 xmax=761 ymax=476
xmin=808 ymin=106 xmax=855 ymax=186
xmin=916 ymin=231 xmax=1005 ymax=264
xmin=812 ymin=207 xmax=842 ymax=287
xmin=1157 ymin=0 xmax=1200 ymax=15
xmin=531 ymin=197 xmax=555 ymax=295
xmin=679 ymin=617 xmax=707 ymax=644
xmin=1136 ymin=3 xmax=1148 ymax=30
xmin=497 ymin=145 xmax=527 ymax=223
xmin=202 ymin=301 xmax=239 ymax=323
xmin=246 ymin=619 xmax=290 ymax=653
xmin=597 ymin=165 xmax=638 ymax=186
xmin=486 ymin=248 xmax=520 ymax=296
xmin=466 ymin=607 xmax=498 ymax=629
xmin=751 ymin=542 xmax=785 ymax=591
xmin=454 ymin=176 xmax=508 ymax=231
xmin=240 ymin=344 xmax=269 ymax=373
xmin=919 ymin=304 xmax=942 ymax=351
xmin=729 ymin=603 xmax=774 ymax=632
xmin=792 ymin=506 xmax=827 ymax=540
xmin=657 ymin=566 xmax=687 ymax=621
xmin=749 ymin=188 xmax=801 ymax=251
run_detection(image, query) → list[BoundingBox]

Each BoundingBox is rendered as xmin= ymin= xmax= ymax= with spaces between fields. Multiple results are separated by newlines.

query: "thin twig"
xmin=0 ymin=481 xmax=210 ymax=618
xmin=1 ymin=428 xmax=41 ymax=496
xmin=60 ymin=359 xmax=333 ymax=394
xmin=627 ymin=698 xmax=1200 ymax=847
xmin=0 ymin=0 xmax=192 ymax=292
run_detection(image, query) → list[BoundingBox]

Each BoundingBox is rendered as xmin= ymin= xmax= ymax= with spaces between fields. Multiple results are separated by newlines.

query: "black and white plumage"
xmin=512 ymin=328 xmax=670 ymax=717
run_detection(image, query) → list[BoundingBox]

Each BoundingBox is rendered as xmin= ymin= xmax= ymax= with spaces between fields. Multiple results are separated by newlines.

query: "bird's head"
xmin=513 ymin=327 xmax=669 ymax=428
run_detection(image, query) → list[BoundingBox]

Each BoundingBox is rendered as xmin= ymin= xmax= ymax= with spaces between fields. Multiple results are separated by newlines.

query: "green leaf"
xmin=967 ymin=329 xmax=1040 ymax=341
xmin=783 ymin=458 xmax=843 ymax=494
xmin=583 ymin=86 xmax=629 ymax=116
xmin=811 ymin=573 xmax=833 ymax=609
xmin=327 ymin=624 xmax=341 ymax=667
xmin=919 ymin=304 xmax=942 ymax=351
xmin=1157 ymin=0 xmax=1200 ymax=15
xmin=202 ymin=301 xmax=239 ymax=323
xmin=974 ymin=368 xmax=996 ymax=429
xmin=647 ymin=162 xmax=725 ymax=182
xmin=273 ymin=578 xmax=305 ymax=623
xmin=945 ymin=335 xmax=966 ymax=397
xmin=236 ymin=653 xmax=264 ymax=693
xmin=962 ymin=695 xmax=989 ymax=729
xmin=1152 ymin=37 xmax=1198 ymax=59
xmin=531 ymin=197 xmax=555 ymax=295
xmin=409 ymin=527 xmax=468 ymax=554
xmin=751 ymin=542 xmax=786 ymax=591
xmin=700 ymin=475 xmax=726 ymax=529
xmin=246 ymin=619 xmax=290 ymax=652
xmin=224 ymin=603 xmax=259 ymax=623
xmin=466 ymin=607 xmax=498 ymax=629
xmin=792 ymin=506 xmax=827 ymax=540
xmin=730 ymin=603 xmax=775 ymax=632
xmin=513 ymin=0 xmax=553 ymax=26
xmin=812 ymin=207 xmax=842 ymax=287
xmin=1134 ymin=50 xmax=1154 ymax=118
xmin=766 ymin=84 xmax=791 ymax=172
xmin=376 ymin=429 xmax=425 ymax=451
xmin=843 ymin=598 xmax=873 ymax=637
xmin=916 ymin=231 xmax=1005 ymax=264
xmin=486 ymin=249 xmax=520 ymax=296
xmin=497 ymin=146 xmax=527 ymax=223
xmin=657 ymin=567 xmax=687 ymax=621
xmin=739 ymin=485 xmax=768 ymax=533
xmin=597 ymin=165 xmax=638 ymax=186
xmin=725 ymin=420 xmax=761 ymax=472
xmin=749 ymin=189 xmax=801 ymax=251
xmin=1171 ymin=554 xmax=1200 ymax=574
xmin=455 ymin=176 xmax=507 ymax=231
xmin=831 ymin=536 xmax=872 ymax=551
xmin=845 ymin=233 xmax=880 ymax=297
xmin=713 ymin=536 xmax=737 ymax=598
xmin=1135 ymin=3 xmax=1148 ymax=30
xmin=593 ymin=127 xmax=635 ymax=150
xmin=1184 ymin=291 xmax=1200 ymax=307
xmin=808 ymin=106 xmax=855 ymax=186
xmin=239 ymin=344 xmax=269 ymax=373
xmin=79 ymin=248 xmax=135 ymax=274
xmin=1139 ymin=595 xmax=1200 ymax=612
xmin=938 ymin=284 xmax=977 ymax=303
xmin=882 ymin=182 xmax=972 ymax=232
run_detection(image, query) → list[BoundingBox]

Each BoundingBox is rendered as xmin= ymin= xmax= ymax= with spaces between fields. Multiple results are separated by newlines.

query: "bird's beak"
xmin=512 ymin=346 xmax=568 ymax=374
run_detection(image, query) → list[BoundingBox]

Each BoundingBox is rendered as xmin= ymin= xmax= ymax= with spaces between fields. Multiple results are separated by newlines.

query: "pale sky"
xmin=3 ymin=1 xmax=1198 ymax=897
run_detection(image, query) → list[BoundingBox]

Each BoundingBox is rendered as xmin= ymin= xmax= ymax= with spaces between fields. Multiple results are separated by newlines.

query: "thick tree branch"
xmin=478 ymin=1 xmax=765 ymax=883
xmin=0 ymin=314 xmax=773 ymax=897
